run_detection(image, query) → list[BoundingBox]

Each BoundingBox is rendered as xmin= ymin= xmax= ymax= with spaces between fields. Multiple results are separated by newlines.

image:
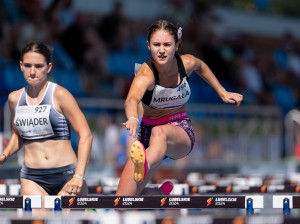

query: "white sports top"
xmin=141 ymin=54 xmax=191 ymax=110
xmin=14 ymin=82 xmax=71 ymax=143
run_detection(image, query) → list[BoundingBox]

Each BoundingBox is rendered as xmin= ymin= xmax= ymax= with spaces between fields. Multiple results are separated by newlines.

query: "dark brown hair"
xmin=21 ymin=42 xmax=53 ymax=64
xmin=147 ymin=20 xmax=182 ymax=50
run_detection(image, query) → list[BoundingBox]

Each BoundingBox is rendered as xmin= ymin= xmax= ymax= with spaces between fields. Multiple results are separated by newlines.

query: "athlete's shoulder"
xmin=133 ymin=62 xmax=155 ymax=91
xmin=136 ymin=62 xmax=155 ymax=82
xmin=180 ymin=54 xmax=200 ymax=72
xmin=7 ymin=88 xmax=23 ymax=111
xmin=138 ymin=62 xmax=152 ymax=75
xmin=180 ymin=54 xmax=197 ymax=65
xmin=53 ymin=84 xmax=73 ymax=99
xmin=8 ymin=88 xmax=23 ymax=104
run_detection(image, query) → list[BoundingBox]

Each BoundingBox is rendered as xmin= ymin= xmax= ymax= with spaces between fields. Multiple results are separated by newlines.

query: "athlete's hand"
xmin=121 ymin=117 xmax=139 ymax=137
xmin=221 ymin=91 xmax=243 ymax=107
xmin=65 ymin=176 xmax=83 ymax=195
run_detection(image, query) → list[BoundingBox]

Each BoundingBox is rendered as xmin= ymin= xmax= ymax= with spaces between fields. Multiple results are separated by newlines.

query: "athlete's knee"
xmin=150 ymin=126 xmax=166 ymax=140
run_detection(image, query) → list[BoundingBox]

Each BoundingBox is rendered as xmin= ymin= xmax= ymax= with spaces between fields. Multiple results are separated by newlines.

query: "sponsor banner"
xmin=61 ymin=196 xmax=246 ymax=209
xmin=292 ymin=196 xmax=300 ymax=208
xmin=62 ymin=196 xmax=100 ymax=209
xmin=206 ymin=196 xmax=245 ymax=208
xmin=0 ymin=196 xmax=23 ymax=208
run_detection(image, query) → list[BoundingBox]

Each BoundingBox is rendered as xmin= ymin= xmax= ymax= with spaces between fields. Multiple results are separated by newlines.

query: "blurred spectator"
xmin=165 ymin=0 xmax=192 ymax=26
xmin=272 ymin=32 xmax=300 ymax=111
xmin=1 ymin=0 xmax=20 ymax=22
xmin=97 ymin=2 xmax=132 ymax=51
xmin=60 ymin=12 xmax=87 ymax=65
xmin=81 ymin=26 xmax=109 ymax=95
xmin=0 ymin=20 xmax=20 ymax=63
xmin=235 ymin=54 xmax=275 ymax=105
xmin=287 ymin=47 xmax=300 ymax=78
xmin=271 ymin=69 xmax=297 ymax=115
xmin=199 ymin=31 xmax=233 ymax=82
xmin=16 ymin=13 xmax=48 ymax=51
xmin=18 ymin=0 xmax=44 ymax=20
xmin=103 ymin=115 xmax=122 ymax=164
xmin=46 ymin=0 xmax=75 ymax=30
xmin=273 ymin=32 xmax=296 ymax=69
xmin=45 ymin=0 xmax=76 ymax=42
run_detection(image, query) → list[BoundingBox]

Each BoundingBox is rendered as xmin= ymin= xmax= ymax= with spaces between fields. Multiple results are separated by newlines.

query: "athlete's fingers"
xmin=231 ymin=94 xmax=243 ymax=107
xmin=65 ymin=183 xmax=72 ymax=194
xmin=132 ymin=127 xmax=137 ymax=137
xmin=129 ymin=128 xmax=133 ymax=136
xmin=66 ymin=180 xmax=78 ymax=194
xmin=121 ymin=122 xmax=131 ymax=131
xmin=69 ymin=186 xmax=78 ymax=195
xmin=129 ymin=125 xmax=139 ymax=136
xmin=74 ymin=180 xmax=83 ymax=194
xmin=75 ymin=186 xmax=81 ymax=194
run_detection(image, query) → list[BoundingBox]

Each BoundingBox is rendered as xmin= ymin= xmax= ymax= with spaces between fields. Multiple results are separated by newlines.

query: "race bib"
xmin=149 ymin=77 xmax=191 ymax=109
xmin=14 ymin=105 xmax=54 ymax=140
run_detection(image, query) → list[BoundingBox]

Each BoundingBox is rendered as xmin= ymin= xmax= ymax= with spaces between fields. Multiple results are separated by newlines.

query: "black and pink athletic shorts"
xmin=138 ymin=111 xmax=195 ymax=159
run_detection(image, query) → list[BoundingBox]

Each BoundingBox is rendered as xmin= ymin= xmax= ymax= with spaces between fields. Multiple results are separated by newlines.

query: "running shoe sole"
xmin=130 ymin=141 xmax=148 ymax=183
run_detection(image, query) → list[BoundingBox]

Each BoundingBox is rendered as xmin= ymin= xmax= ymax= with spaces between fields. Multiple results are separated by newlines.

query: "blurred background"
xmin=0 ymin=0 xmax=300 ymax=184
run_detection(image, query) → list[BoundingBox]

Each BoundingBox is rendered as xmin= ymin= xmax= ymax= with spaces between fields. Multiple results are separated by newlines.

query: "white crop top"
xmin=14 ymin=82 xmax=71 ymax=142
xmin=141 ymin=54 xmax=191 ymax=110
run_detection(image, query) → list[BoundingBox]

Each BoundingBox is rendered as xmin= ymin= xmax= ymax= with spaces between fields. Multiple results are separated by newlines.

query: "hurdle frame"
xmin=59 ymin=195 xmax=263 ymax=214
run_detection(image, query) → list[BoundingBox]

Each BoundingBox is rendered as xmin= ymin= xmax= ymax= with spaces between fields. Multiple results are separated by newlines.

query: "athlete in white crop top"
xmin=117 ymin=20 xmax=243 ymax=196
xmin=0 ymin=42 xmax=92 ymax=202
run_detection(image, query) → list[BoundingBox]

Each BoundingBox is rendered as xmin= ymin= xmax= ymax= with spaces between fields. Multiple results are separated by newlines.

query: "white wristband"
xmin=128 ymin=117 xmax=139 ymax=122
xmin=73 ymin=174 xmax=85 ymax=180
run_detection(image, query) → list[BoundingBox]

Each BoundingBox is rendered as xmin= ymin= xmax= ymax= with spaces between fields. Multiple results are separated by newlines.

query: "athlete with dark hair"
xmin=0 ymin=42 xmax=92 ymax=199
xmin=116 ymin=20 xmax=243 ymax=196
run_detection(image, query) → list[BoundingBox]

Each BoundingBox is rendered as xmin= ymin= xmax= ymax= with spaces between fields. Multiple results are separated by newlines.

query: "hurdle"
xmin=0 ymin=195 xmax=263 ymax=214
xmin=0 ymin=195 xmax=42 ymax=210
xmin=59 ymin=195 xmax=263 ymax=214
xmin=273 ymin=195 xmax=300 ymax=216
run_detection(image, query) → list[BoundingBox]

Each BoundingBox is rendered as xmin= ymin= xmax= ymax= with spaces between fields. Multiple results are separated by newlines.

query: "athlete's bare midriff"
xmin=142 ymin=104 xmax=187 ymax=119
xmin=23 ymin=139 xmax=77 ymax=169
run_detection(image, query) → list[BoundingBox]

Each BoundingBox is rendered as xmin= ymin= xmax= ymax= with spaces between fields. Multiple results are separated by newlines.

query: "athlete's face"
xmin=20 ymin=52 xmax=52 ymax=86
xmin=147 ymin=30 xmax=178 ymax=65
